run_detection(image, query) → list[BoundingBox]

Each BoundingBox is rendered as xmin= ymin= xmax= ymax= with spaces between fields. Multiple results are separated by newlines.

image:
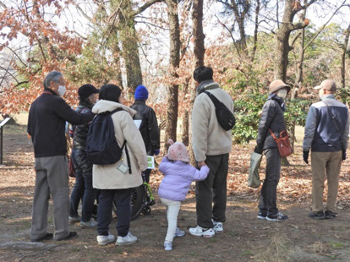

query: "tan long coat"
xmin=91 ymin=100 xmax=148 ymax=189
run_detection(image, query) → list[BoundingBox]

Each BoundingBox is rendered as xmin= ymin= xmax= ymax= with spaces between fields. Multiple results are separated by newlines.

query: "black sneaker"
xmin=257 ymin=212 xmax=267 ymax=220
xmin=266 ymin=212 xmax=288 ymax=221
xmin=55 ymin=232 xmax=77 ymax=241
xmin=308 ymin=211 xmax=325 ymax=220
xmin=31 ymin=233 xmax=53 ymax=242
xmin=325 ymin=210 xmax=337 ymax=219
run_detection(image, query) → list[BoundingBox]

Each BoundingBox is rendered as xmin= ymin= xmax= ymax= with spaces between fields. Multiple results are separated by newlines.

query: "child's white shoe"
xmin=175 ymin=227 xmax=185 ymax=237
xmin=164 ymin=241 xmax=172 ymax=251
xmin=212 ymin=220 xmax=223 ymax=233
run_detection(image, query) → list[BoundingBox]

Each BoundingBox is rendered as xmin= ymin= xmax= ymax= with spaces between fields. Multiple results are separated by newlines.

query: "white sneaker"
xmin=175 ymin=227 xmax=185 ymax=237
xmin=116 ymin=232 xmax=138 ymax=246
xmin=164 ymin=241 xmax=172 ymax=251
xmin=212 ymin=220 xmax=223 ymax=233
xmin=189 ymin=225 xmax=215 ymax=238
xmin=81 ymin=218 xmax=98 ymax=228
xmin=97 ymin=234 xmax=115 ymax=246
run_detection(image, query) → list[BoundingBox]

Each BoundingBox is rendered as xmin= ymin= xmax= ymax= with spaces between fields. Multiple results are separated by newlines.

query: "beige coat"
xmin=191 ymin=81 xmax=234 ymax=162
xmin=91 ymin=100 xmax=148 ymax=189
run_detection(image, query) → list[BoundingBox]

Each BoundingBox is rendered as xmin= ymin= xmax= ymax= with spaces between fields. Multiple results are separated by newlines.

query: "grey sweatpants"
xmin=195 ymin=154 xmax=229 ymax=228
xmin=31 ymin=155 xmax=70 ymax=240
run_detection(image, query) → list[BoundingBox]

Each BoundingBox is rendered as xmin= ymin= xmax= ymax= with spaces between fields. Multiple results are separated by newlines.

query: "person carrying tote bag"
xmin=254 ymin=80 xmax=290 ymax=222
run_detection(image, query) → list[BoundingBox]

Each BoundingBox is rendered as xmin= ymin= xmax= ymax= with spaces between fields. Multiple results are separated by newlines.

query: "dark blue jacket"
xmin=303 ymin=95 xmax=349 ymax=152
xmin=27 ymin=89 xmax=94 ymax=158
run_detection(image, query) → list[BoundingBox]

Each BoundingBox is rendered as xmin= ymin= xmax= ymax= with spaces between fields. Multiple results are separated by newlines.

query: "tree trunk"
xmin=340 ymin=25 xmax=350 ymax=90
xmin=250 ymin=0 xmax=260 ymax=62
xmin=188 ymin=0 xmax=205 ymax=165
xmin=274 ymin=0 xmax=311 ymax=81
xmin=164 ymin=0 xmax=180 ymax=148
xmin=119 ymin=0 xmax=143 ymax=90
xmin=229 ymin=0 xmax=250 ymax=58
xmin=181 ymin=77 xmax=190 ymax=146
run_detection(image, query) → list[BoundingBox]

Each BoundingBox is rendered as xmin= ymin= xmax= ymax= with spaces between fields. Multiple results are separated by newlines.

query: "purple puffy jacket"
xmin=158 ymin=157 xmax=209 ymax=201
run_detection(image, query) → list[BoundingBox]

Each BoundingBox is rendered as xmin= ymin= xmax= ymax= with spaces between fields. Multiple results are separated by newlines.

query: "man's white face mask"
xmin=276 ymin=89 xmax=287 ymax=99
xmin=57 ymin=85 xmax=66 ymax=97
xmin=318 ymin=88 xmax=324 ymax=100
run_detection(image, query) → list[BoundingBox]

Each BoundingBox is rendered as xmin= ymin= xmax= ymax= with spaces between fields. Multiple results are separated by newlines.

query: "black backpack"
xmin=204 ymin=91 xmax=235 ymax=131
xmin=86 ymin=108 xmax=129 ymax=166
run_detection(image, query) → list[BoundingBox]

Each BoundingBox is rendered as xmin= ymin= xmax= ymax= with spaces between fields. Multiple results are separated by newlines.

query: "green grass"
xmin=329 ymin=241 xmax=345 ymax=249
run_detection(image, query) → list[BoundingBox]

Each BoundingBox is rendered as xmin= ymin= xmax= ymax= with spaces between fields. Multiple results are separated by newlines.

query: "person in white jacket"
xmin=91 ymin=84 xmax=148 ymax=246
xmin=190 ymin=66 xmax=234 ymax=238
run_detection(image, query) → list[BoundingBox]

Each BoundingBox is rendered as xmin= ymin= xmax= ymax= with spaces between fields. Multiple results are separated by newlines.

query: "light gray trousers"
xmin=31 ymin=155 xmax=70 ymax=240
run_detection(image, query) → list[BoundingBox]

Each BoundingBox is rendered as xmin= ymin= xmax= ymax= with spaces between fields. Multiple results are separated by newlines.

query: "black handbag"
xmin=204 ymin=91 xmax=235 ymax=131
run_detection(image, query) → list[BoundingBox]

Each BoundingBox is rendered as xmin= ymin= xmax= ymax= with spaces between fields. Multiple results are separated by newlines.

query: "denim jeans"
xmin=69 ymin=148 xmax=97 ymax=222
xmin=97 ymin=188 xmax=133 ymax=237
xmin=258 ymin=148 xmax=281 ymax=215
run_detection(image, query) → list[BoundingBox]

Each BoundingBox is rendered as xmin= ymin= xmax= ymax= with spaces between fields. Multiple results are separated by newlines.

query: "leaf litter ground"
xmin=1 ymin=124 xmax=350 ymax=261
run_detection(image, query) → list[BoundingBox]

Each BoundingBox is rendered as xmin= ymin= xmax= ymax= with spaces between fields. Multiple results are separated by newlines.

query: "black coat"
xmin=256 ymin=95 xmax=287 ymax=151
xmin=72 ymin=100 xmax=93 ymax=150
xmin=27 ymin=89 xmax=94 ymax=158
xmin=131 ymin=100 xmax=160 ymax=155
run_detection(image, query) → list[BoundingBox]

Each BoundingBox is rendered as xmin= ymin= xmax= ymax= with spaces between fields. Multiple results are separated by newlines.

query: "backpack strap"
xmin=122 ymin=141 xmax=132 ymax=174
xmin=108 ymin=109 xmax=132 ymax=174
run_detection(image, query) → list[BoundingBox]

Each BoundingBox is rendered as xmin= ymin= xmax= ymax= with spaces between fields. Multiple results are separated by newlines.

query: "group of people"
xmin=27 ymin=71 xmax=161 ymax=244
xmin=27 ymin=66 xmax=349 ymax=251
xmin=255 ymin=79 xmax=349 ymax=222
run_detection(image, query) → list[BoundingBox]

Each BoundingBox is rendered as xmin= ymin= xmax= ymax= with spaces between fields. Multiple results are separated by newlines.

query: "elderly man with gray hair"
xmin=303 ymin=79 xmax=349 ymax=220
xmin=27 ymin=71 xmax=94 ymax=241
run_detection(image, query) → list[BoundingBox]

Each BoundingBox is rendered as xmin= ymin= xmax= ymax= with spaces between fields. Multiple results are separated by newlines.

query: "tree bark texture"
xmin=164 ymin=0 xmax=180 ymax=146
xmin=118 ymin=0 xmax=143 ymax=90
xmin=189 ymin=0 xmax=205 ymax=165
xmin=340 ymin=25 xmax=350 ymax=90
xmin=229 ymin=0 xmax=250 ymax=58
xmin=192 ymin=0 xmax=205 ymax=68
xmin=274 ymin=0 xmax=311 ymax=81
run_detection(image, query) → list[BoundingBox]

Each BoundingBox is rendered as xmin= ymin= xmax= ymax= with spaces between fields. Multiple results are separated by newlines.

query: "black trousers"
xmin=97 ymin=188 xmax=133 ymax=237
xmin=195 ymin=154 xmax=229 ymax=228
xmin=258 ymin=148 xmax=281 ymax=215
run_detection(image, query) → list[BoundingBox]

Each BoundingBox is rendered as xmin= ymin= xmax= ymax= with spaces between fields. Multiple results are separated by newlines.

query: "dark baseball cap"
xmin=78 ymin=84 xmax=100 ymax=99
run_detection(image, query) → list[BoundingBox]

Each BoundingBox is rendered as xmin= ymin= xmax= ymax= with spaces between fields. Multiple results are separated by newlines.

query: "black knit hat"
xmin=99 ymin=84 xmax=122 ymax=103
xmin=78 ymin=84 xmax=100 ymax=99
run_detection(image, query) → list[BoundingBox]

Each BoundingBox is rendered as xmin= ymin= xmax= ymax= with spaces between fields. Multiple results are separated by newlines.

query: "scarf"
xmin=268 ymin=93 xmax=286 ymax=111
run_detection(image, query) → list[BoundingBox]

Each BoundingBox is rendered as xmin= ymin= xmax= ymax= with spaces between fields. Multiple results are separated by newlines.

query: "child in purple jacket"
xmin=158 ymin=139 xmax=209 ymax=251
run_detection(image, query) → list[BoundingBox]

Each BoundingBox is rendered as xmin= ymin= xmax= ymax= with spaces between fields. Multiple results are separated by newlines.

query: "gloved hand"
xmin=342 ymin=149 xmax=346 ymax=161
xmin=154 ymin=149 xmax=160 ymax=156
xmin=303 ymin=150 xmax=309 ymax=164
xmin=254 ymin=146 xmax=263 ymax=154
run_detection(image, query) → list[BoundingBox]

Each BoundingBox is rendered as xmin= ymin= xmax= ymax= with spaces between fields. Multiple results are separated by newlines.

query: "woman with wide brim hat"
xmin=254 ymin=79 xmax=290 ymax=222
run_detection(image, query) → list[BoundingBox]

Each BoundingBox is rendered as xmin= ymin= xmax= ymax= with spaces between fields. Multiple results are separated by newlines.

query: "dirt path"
xmin=1 ymin=123 xmax=350 ymax=262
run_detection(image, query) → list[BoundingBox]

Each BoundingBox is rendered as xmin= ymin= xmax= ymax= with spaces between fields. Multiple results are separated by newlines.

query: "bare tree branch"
xmin=214 ymin=14 xmax=241 ymax=59
xmin=0 ymin=1 xmax=6 ymax=9
xmin=290 ymin=31 xmax=301 ymax=47
xmin=129 ymin=0 xmax=165 ymax=17
xmin=303 ymin=0 xmax=347 ymax=51
xmin=71 ymin=2 xmax=93 ymax=22
xmin=0 ymin=65 xmax=18 ymax=83
xmin=5 ymin=47 xmax=28 ymax=67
